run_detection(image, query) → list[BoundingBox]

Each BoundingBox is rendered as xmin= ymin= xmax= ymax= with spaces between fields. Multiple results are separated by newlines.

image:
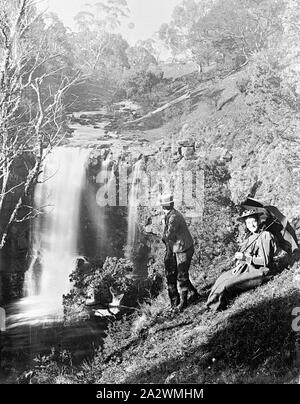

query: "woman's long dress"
xmin=206 ymin=230 xmax=276 ymax=310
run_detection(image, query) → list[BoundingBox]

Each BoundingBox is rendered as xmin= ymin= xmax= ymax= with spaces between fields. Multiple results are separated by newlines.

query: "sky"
xmin=41 ymin=0 xmax=182 ymax=44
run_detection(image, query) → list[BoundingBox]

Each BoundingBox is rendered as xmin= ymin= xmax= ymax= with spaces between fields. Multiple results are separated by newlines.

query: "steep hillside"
xmin=90 ymin=265 xmax=300 ymax=384
xmin=29 ymin=260 xmax=300 ymax=384
xmin=129 ymin=52 xmax=300 ymax=233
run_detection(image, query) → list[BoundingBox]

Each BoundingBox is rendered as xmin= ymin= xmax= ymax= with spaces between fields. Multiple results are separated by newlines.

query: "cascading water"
xmin=95 ymin=155 xmax=116 ymax=208
xmin=10 ymin=147 xmax=90 ymax=327
xmin=84 ymin=154 xmax=116 ymax=259
xmin=126 ymin=159 xmax=144 ymax=253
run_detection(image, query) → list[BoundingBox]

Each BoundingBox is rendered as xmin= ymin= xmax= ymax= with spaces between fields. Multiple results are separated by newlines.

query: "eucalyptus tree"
xmin=158 ymin=0 xmax=286 ymax=71
xmin=70 ymin=0 xmax=131 ymax=105
xmin=72 ymin=0 xmax=130 ymax=74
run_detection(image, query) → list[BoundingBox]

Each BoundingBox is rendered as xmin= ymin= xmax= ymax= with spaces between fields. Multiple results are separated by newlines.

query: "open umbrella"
xmin=241 ymin=197 xmax=264 ymax=209
xmin=241 ymin=197 xmax=299 ymax=253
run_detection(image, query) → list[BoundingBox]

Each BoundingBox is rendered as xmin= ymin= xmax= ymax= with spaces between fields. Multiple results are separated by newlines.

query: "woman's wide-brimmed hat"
xmin=159 ymin=193 xmax=174 ymax=206
xmin=237 ymin=209 xmax=264 ymax=222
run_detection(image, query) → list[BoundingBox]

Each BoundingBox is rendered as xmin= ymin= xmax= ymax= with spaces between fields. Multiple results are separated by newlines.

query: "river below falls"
xmin=1 ymin=300 xmax=107 ymax=382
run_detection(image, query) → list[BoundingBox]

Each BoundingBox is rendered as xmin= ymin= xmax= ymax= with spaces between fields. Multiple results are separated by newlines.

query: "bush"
xmin=63 ymin=257 xmax=135 ymax=323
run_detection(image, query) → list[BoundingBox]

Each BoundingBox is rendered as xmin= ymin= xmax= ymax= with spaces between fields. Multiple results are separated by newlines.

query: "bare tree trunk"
xmin=0 ymin=163 xmax=11 ymax=213
xmin=0 ymin=159 xmax=41 ymax=249
xmin=0 ymin=0 xmax=80 ymax=250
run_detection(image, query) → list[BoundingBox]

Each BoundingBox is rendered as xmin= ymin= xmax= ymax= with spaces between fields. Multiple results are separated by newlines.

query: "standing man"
xmin=161 ymin=194 xmax=200 ymax=311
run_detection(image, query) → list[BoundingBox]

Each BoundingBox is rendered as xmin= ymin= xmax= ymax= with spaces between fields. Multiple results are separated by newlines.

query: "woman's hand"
xmin=235 ymin=252 xmax=253 ymax=264
xmin=235 ymin=252 xmax=244 ymax=261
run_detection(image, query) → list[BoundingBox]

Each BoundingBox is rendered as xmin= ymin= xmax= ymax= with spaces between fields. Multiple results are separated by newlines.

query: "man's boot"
xmin=178 ymin=290 xmax=188 ymax=312
xmin=170 ymin=295 xmax=180 ymax=308
xmin=188 ymin=291 xmax=201 ymax=304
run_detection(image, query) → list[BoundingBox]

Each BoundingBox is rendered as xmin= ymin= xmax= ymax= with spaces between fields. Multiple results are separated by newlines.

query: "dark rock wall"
xmin=0 ymin=153 xmax=35 ymax=304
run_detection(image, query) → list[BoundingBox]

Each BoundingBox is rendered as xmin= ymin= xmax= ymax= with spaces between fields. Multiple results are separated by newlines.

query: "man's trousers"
xmin=164 ymin=245 xmax=197 ymax=307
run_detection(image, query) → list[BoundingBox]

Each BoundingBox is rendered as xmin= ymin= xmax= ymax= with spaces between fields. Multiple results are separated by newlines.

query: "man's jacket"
xmin=163 ymin=209 xmax=193 ymax=253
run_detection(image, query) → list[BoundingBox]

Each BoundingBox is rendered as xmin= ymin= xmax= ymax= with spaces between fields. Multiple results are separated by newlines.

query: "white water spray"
xmin=11 ymin=147 xmax=90 ymax=326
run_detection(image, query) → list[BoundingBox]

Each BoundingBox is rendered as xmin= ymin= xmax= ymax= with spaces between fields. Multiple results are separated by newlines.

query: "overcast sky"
xmin=41 ymin=0 xmax=182 ymax=44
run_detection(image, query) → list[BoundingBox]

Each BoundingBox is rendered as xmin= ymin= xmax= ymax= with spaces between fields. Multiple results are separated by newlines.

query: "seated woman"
xmin=206 ymin=209 xmax=277 ymax=311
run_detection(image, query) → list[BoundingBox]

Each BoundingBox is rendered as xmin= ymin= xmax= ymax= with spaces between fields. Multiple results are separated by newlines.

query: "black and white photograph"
xmin=0 ymin=0 xmax=299 ymax=388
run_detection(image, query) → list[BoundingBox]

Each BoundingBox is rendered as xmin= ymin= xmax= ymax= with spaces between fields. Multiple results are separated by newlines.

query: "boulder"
xmin=179 ymin=123 xmax=190 ymax=138
xmin=95 ymin=143 xmax=113 ymax=150
xmin=172 ymin=155 xmax=183 ymax=164
xmin=142 ymin=149 xmax=157 ymax=158
xmin=121 ymin=135 xmax=135 ymax=141
xmin=221 ymin=149 xmax=233 ymax=162
xmin=177 ymin=138 xmax=195 ymax=148
xmin=162 ymin=145 xmax=172 ymax=152
xmin=182 ymin=146 xmax=196 ymax=160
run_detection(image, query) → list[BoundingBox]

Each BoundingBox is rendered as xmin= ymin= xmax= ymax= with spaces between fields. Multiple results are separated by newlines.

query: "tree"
xmin=202 ymin=0 xmax=285 ymax=68
xmin=158 ymin=0 xmax=213 ymax=62
xmin=123 ymin=70 xmax=164 ymax=101
xmin=136 ymin=39 xmax=161 ymax=63
xmin=69 ymin=0 xmax=130 ymax=106
xmin=0 ymin=0 xmax=78 ymax=248
xmin=72 ymin=0 xmax=130 ymax=76
xmin=158 ymin=0 xmax=286 ymax=71
xmin=126 ymin=45 xmax=157 ymax=71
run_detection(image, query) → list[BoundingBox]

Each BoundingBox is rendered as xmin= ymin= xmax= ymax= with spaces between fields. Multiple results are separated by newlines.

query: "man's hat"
xmin=237 ymin=209 xmax=263 ymax=222
xmin=159 ymin=193 xmax=174 ymax=207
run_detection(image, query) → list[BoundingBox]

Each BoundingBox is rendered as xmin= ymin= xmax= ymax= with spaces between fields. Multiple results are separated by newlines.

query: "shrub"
xmin=63 ymin=257 xmax=135 ymax=324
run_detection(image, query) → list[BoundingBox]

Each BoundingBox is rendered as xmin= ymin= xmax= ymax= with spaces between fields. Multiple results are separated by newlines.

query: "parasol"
xmin=241 ymin=197 xmax=299 ymax=253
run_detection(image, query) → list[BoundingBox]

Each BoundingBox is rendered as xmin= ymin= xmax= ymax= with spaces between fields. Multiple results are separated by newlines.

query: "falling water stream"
xmin=126 ymin=159 xmax=144 ymax=252
xmin=8 ymin=147 xmax=90 ymax=328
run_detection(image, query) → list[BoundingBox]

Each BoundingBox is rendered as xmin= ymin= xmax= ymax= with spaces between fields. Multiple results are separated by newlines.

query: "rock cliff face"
xmin=80 ymin=134 xmax=204 ymax=263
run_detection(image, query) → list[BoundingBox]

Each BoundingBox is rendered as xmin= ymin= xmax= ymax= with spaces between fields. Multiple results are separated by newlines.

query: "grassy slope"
xmin=94 ymin=263 xmax=300 ymax=384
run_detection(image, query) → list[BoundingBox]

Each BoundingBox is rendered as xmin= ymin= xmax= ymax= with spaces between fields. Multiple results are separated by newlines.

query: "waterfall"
xmin=23 ymin=249 xmax=39 ymax=297
xmin=95 ymin=155 xmax=116 ymax=207
xmin=12 ymin=147 xmax=90 ymax=326
xmin=126 ymin=159 xmax=144 ymax=253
